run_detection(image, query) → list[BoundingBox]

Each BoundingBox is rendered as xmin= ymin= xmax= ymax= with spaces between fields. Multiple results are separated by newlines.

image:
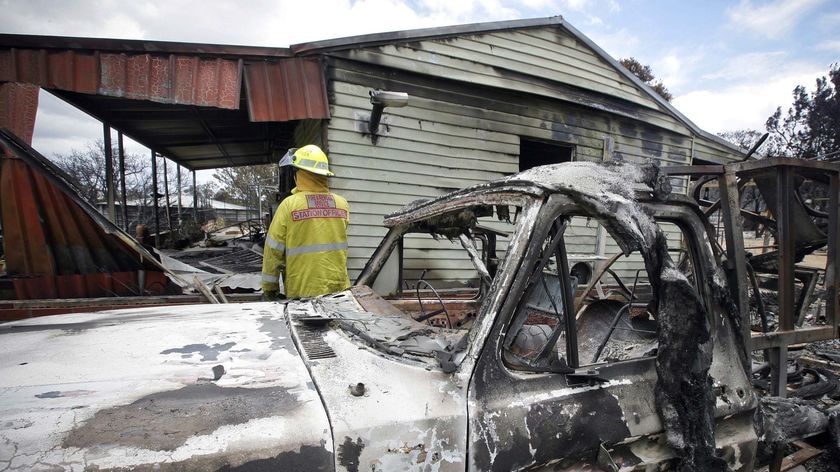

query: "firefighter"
xmin=261 ymin=145 xmax=351 ymax=299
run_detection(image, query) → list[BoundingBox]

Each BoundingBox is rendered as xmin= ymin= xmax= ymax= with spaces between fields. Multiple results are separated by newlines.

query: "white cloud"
xmin=520 ymin=0 xmax=556 ymax=8
xmin=673 ymin=70 xmax=824 ymax=133
xmin=654 ymin=51 xmax=704 ymax=93
xmin=584 ymin=27 xmax=641 ymax=59
xmin=816 ymin=40 xmax=840 ymax=52
xmin=701 ymin=51 xmax=791 ymax=82
xmin=558 ymin=0 xmax=590 ymax=11
xmin=32 ymin=91 xmax=102 ymax=157
xmin=585 ymin=15 xmax=604 ymax=26
xmin=726 ymin=0 xmax=827 ymax=39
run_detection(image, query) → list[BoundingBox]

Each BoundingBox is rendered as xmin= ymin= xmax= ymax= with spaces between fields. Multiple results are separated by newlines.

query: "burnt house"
xmin=0 ymin=17 xmax=744 ymax=285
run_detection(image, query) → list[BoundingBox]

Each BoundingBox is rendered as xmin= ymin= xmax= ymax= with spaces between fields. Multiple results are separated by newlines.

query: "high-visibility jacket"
xmin=261 ymin=171 xmax=350 ymax=298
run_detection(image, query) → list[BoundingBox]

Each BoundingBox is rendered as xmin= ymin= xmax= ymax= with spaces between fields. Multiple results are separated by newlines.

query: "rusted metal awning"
xmin=0 ymin=34 xmax=330 ymax=169
xmin=0 ymin=129 xmax=173 ymax=302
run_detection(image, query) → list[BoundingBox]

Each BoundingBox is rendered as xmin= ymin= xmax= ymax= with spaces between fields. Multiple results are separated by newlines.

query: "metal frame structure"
xmin=664 ymin=158 xmax=840 ymax=396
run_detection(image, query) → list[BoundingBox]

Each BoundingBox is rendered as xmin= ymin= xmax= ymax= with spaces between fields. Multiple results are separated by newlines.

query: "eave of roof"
xmin=0 ymin=16 xmax=744 ymax=167
xmin=290 ymin=16 xmax=564 ymax=54
xmin=0 ymin=33 xmax=292 ymax=60
xmin=290 ymin=16 xmax=743 ymax=157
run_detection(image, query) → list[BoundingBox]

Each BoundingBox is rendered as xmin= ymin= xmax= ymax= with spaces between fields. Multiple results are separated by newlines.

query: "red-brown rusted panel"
xmin=99 ymin=53 xmax=242 ymax=108
xmin=0 ymin=82 xmax=39 ymax=144
xmin=45 ymin=50 xmax=98 ymax=93
xmin=0 ymin=49 xmax=98 ymax=94
xmin=244 ymin=57 xmax=330 ymax=122
xmin=0 ymin=153 xmax=53 ymax=275
xmin=2 ymin=45 xmax=326 ymax=120
xmin=1 ymin=47 xmax=242 ymax=109
xmin=0 ymin=132 xmax=174 ymax=300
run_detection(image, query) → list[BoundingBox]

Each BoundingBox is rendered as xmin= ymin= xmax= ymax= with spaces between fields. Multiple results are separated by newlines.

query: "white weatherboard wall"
xmin=321 ymin=24 xmax=740 ymax=280
xmin=328 ymin=81 xmax=519 ymax=282
xmin=328 ymin=77 xmax=696 ymax=281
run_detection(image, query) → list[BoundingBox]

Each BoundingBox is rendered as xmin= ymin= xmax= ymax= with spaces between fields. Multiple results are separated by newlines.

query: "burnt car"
xmin=0 ymin=162 xmax=757 ymax=471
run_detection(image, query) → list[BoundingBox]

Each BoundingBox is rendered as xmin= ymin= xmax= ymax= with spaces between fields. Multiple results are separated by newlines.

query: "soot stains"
xmin=527 ymin=392 xmax=630 ymax=465
xmin=160 ymin=342 xmax=236 ymax=361
xmin=338 ymin=436 xmax=365 ymax=472
xmin=64 ymin=384 xmax=301 ymax=451
xmin=258 ymin=315 xmax=292 ymax=351
xmin=216 ymin=443 xmax=334 ymax=471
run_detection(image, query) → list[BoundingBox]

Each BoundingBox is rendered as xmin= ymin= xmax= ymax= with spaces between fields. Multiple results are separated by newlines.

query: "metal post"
xmin=827 ymin=172 xmax=840 ymax=336
xmin=103 ymin=122 xmax=116 ymax=221
xmin=718 ymin=170 xmax=750 ymax=354
xmin=151 ymin=150 xmax=160 ymax=248
xmin=257 ymin=183 xmax=263 ymax=225
xmin=772 ymin=165 xmax=795 ymax=397
xmin=162 ymin=156 xmax=173 ymax=234
xmin=118 ymin=131 xmax=128 ymax=232
xmin=777 ymin=166 xmax=795 ymax=332
xmin=192 ymin=170 xmax=198 ymax=222
xmin=176 ymin=165 xmax=182 ymax=226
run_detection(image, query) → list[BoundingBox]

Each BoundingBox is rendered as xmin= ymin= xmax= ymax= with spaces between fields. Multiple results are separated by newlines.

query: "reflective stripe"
xmin=262 ymin=273 xmax=279 ymax=283
xmin=287 ymin=241 xmax=348 ymax=257
xmin=296 ymin=158 xmax=329 ymax=170
xmin=265 ymin=235 xmax=285 ymax=252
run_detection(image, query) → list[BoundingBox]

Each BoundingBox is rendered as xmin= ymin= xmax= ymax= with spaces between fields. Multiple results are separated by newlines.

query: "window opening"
xmin=519 ymin=138 xmax=574 ymax=172
xmin=504 ymin=215 xmax=699 ymax=372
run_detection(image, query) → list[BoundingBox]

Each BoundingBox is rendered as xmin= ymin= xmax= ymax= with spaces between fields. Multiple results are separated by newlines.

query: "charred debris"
xmin=2 ymin=127 xmax=840 ymax=470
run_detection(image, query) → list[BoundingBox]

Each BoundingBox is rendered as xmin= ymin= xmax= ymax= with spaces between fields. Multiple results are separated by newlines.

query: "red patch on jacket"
xmin=306 ymin=194 xmax=336 ymax=209
xmin=292 ymin=208 xmax=348 ymax=220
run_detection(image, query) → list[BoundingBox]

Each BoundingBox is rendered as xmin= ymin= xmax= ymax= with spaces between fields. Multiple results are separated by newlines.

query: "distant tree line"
xmin=49 ymin=140 xmax=278 ymax=226
xmin=719 ymin=64 xmax=839 ymax=161
xmin=50 ymin=142 xmax=217 ymax=223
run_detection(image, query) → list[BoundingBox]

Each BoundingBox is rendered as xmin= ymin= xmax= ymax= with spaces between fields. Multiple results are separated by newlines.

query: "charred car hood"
xmin=285 ymin=289 xmax=470 ymax=471
xmin=0 ymin=302 xmax=333 ymax=471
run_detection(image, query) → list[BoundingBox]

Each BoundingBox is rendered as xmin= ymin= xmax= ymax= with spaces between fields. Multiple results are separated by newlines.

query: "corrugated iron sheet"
xmin=0 ymin=130 xmax=174 ymax=300
xmin=99 ymin=53 xmax=241 ymax=108
xmin=1 ymin=46 xmax=331 ymax=120
xmin=0 ymin=48 xmax=99 ymax=93
xmin=0 ymin=48 xmax=242 ymax=109
xmin=244 ymin=58 xmax=330 ymax=122
xmin=0 ymin=82 xmax=39 ymax=144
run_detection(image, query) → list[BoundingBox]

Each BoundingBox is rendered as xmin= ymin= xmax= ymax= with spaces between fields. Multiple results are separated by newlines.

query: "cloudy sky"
xmin=2 ymin=0 xmax=838 ymax=177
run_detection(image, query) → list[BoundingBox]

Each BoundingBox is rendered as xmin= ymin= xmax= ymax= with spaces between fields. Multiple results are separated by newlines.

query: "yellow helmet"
xmin=278 ymin=145 xmax=334 ymax=176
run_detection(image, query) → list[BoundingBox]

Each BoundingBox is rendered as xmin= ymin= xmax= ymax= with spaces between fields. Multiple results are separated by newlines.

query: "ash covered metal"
xmin=515 ymin=162 xmax=725 ymax=469
xmin=0 ymin=161 xmax=772 ymax=471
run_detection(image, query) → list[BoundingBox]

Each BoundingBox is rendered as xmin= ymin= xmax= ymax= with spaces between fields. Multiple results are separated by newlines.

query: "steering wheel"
xmin=414 ymin=279 xmax=452 ymax=328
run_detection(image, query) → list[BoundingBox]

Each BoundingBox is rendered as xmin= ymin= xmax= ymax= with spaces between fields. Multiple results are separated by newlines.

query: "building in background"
xmin=1 ymin=17 xmax=744 ymax=285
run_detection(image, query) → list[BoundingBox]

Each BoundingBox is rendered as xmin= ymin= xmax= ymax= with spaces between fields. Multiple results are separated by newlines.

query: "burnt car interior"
xmin=341 ymin=202 xmax=523 ymax=370
xmin=360 ymin=204 xmax=520 ymax=332
xmin=502 ymin=214 xmax=701 ymax=373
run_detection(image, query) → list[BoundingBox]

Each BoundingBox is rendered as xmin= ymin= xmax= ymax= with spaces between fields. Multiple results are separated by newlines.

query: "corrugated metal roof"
xmin=0 ymin=47 xmax=98 ymax=93
xmin=0 ymin=34 xmax=331 ymax=170
xmin=0 ymin=129 xmax=174 ymax=300
xmin=244 ymin=58 xmax=330 ymax=122
xmin=0 ymin=47 xmax=243 ymax=109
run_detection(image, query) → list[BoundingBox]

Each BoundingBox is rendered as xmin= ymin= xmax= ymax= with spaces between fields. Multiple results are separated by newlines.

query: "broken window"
xmin=365 ymin=204 xmax=520 ymax=331
xmin=503 ymin=215 xmax=699 ymax=371
xmin=519 ymin=137 xmax=574 ymax=171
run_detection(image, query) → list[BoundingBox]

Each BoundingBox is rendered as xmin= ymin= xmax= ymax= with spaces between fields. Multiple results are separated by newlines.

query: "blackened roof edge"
xmin=1 ymin=15 xmax=743 ymax=157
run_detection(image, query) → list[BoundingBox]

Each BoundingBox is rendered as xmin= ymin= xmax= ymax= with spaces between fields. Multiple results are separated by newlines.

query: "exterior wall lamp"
xmin=368 ymin=90 xmax=408 ymax=144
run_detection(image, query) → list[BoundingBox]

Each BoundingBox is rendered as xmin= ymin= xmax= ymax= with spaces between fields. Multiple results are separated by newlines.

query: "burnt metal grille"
xmin=296 ymin=324 xmax=336 ymax=360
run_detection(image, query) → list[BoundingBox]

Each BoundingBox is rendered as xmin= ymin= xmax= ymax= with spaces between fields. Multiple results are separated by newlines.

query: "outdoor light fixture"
xmin=368 ymin=89 xmax=409 ymax=144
